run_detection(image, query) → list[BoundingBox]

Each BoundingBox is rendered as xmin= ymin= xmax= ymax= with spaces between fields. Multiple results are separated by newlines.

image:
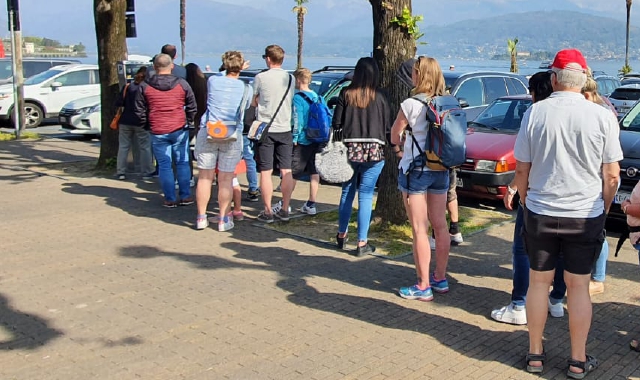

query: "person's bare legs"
xmin=280 ymin=169 xmax=293 ymax=211
xmin=526 ymin=269 xmax=555 ymax=366
xmin=232 ymin=177 xmax=242 ymax=213
xmin=260 ymin=169 xmax=274 ymax=214
xmin=217 ymin=172 xmax=235 ymax=220
xmin=196 ymin=168 xmax=215 ymax=216
xmin=309 ymin=174 xmax=320 ymax=202
xmin=565 ymin=271 xmax=592 ymax=375
xmin=406 ymin=192 xmax=430 ymax=289
xmin=448 ymin=198 xmax=459 ymax=225
xmin=428 ymin=192 xmax=450 ymax=280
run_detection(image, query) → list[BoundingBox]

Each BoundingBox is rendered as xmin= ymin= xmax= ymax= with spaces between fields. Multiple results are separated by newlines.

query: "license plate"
xmin=59 ymin=117 xmax=68 ymax=124
xmin=615 ymin=191 xmax=631 ymax=204
xmin=456 ymin=178 xmax=463 ymax=188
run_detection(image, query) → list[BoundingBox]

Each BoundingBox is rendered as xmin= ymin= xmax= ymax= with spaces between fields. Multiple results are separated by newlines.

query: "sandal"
xmin=567 ymin=355 xmax=598 ymax=379
xmin=525 ymin=351 xmax=546 ymax=373
xmin=630 ymin=339 xmax=640 ymax=352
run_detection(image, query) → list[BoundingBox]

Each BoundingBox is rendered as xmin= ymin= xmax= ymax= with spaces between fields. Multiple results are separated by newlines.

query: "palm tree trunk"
xmin=626 ymin=0 xmax=632 ymax=68
xmin=180 ymin=0 xmax=186 ymax=65
xmin=297 ymin=11 xmax=304 ymax=69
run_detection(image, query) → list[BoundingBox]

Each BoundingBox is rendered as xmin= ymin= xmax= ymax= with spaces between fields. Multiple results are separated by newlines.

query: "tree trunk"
xmin=94 ymin=0 xmax=128 ymax=169
xmin=370 ymin=0 xmax=414 ymax=225
xmin=626 ymin=1 xmax=632 ymax=68
xmin=296 ymin=11 xmax=304 ymax=69
xmin=180 ymin=0 xmax=186 ymax=65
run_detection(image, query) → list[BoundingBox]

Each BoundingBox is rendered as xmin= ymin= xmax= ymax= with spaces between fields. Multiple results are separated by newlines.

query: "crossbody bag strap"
xmin=235 ymin=83 xmax=251 ymax=124
xmin=266 ymin=74 xmax=293 ymax=128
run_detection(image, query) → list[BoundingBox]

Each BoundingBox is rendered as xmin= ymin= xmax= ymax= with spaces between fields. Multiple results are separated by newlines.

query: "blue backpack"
xmin=298 ymin=92 xmax=332 ymax=143
xmin=411 ymin=94 xmax=467 ymax=170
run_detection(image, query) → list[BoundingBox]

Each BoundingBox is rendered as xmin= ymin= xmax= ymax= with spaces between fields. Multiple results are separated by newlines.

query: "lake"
xmin=79 ymin=54 xmax=638 ymax=77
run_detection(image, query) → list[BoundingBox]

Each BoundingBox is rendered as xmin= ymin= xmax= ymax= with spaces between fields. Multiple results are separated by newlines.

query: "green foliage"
xmin=390 ymin=6 xmax=425 ymax=44
xmin=74 ymin=42 xmax=86 ymax=53
xmin=507 ymin=37 xmax=519 ymax=54
xmin=41 ymin=38 xmax=61 ymax=48
xmin=103 ymin=157 xmax=117 ymax=169
xmin=620 ymin=64 xmax=633 ymax=75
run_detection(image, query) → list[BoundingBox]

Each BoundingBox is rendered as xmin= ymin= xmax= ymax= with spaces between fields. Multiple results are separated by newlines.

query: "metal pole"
xmin=7 ymin=0 xmax=24 ymax=136
xmin=9 ymin=9 xmax=18 ymax=137
xmin=14 ymin=27 xmax=24 ymax=134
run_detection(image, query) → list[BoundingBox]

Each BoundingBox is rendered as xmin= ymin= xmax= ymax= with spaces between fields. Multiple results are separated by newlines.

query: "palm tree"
xmin=508 ymin=37 xmax=519 ymax=74
xmin=625 ymin=0 xmax=633 ymax=72
xmin=292 ymin=0 xmax=309 ymax=69
xmin=180 ymin=0 xmax=186 ymax=65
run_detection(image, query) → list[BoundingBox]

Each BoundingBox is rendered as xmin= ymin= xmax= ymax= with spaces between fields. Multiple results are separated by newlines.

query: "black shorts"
xmin=523 ymin=208 xmax=605 ymax=275
xmin=447 ymin=169 xmax=458 ymax=203
xmin=255 ymin=132 xmax=293 ymax=172
xmin=292 ymin=143 xmax=320 ymax=179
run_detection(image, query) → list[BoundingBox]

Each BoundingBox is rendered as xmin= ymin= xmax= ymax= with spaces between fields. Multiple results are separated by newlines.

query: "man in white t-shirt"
xmin=513 ymin=49 xmax=622 ymax=378
xmin=251 ymin=45 xmax=295 ymax=223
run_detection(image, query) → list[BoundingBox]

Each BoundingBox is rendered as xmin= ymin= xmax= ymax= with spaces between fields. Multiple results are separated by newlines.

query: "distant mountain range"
xmin=10 ymin=0 xmax=640 ymax=60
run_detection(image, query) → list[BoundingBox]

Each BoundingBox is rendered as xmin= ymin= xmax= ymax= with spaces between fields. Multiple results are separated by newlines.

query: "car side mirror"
xmin=327 ymin=96 xmax=339 ymax=109
xmin=458 ymin=98 xmax=469 ymax=108
xmin=51 ymin=81 xmax=62 ymax=90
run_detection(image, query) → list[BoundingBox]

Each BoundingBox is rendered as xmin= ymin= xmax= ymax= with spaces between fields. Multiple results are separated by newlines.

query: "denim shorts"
xmin=397 ymin=169 xmax=449 ymax=195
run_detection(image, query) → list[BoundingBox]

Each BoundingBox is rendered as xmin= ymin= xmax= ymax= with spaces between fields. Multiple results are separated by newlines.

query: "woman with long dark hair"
xmin=116 ymin=66 xmax=154 ymax=179
xmin=185 ymin=63 xmax=208 ymax=186
xmin=332 ymin=57 xmax=391 ymax=257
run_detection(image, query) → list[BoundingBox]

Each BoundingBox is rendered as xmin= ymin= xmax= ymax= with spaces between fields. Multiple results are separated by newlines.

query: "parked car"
xmin=0 ymin=64 xmax=100 ymax=128
xmin=443 ymin=71 xmax=529 ymax=121
xmin=59 ymin=95 xmax=101 ymax=137
xmin=311 ymin=66 xmax=353 ymax=98
xmin=0 ymin=58 xmax=80 ymax=85
xmin=456 ymin=94 xmax=532 ymax=200
xmin=608 ymin=84 xmax=640 ymax=118
xmin=594 ymin=73 xmax=620 ymax=97
xmin=610 ymin=101 xmax=640 ymax=220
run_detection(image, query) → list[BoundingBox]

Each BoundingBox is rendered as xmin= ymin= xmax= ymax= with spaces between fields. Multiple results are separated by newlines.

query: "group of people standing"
xmin=113 ymin=43 xmax=628 ymax=378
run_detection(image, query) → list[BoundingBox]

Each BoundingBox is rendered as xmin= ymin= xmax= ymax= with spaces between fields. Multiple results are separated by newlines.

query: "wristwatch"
xmin=507 ymin=185 xmax=517 ymax=195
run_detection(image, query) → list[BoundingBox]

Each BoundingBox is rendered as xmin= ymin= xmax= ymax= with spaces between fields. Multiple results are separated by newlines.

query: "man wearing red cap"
xmin=513 ymin=48 xmax=622 ymax=378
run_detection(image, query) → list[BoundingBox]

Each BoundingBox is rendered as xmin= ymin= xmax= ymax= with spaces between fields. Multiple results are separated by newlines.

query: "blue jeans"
xmin=338 ymin=160 xmax=385 ymax=242
xmin=591 ymin=239 xmax=608 ymax=282
xmin=242 ymin=135 xmax=259 ymax=192
xmin=512 ymin=205 xmax=566 ymax=306
xmin=151 ymin=128 xmax=191 ymax=202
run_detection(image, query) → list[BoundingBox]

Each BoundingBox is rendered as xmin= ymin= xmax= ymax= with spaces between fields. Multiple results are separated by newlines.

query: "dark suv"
xmin=443 ymin=71 xmax=529 ymax=120
xmin=0 ymin=58 xmax=80 ymax=85
xmin=612 ymin=102 xmax=640 ymax=220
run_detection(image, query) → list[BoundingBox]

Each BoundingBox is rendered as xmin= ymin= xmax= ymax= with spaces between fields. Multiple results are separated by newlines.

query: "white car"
xmin=609 ymin=84 xmax=640 ymax=118
xmin=0 ymin=64 xmax=100 ymax=128
xmin=59 ymin=95 xmax=101 ymax=137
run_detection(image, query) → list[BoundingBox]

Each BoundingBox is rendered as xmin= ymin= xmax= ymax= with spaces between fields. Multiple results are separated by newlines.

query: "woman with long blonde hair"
xmin=391 ymin=56 xmax=451 ymax=301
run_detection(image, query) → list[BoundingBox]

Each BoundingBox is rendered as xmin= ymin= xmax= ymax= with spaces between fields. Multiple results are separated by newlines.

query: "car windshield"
xmin=24 ymin=69 xmax=63 ymax=85
xmin=310 ymin=75 xmax=341 ymax=97
xmin=620 ymin=102 xmax=640 ymax=132
xmin=471 ymin=98 xmax=532 ymax=132
xmin=610 ymin=88 xmax=640 ymax=100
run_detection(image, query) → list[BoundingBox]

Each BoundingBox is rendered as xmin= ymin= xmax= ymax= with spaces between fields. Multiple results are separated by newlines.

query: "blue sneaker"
xmin=430 ymin=273 xmax=449 ymax=293
xmin=398 ymin=285 xmax=434 ymax=301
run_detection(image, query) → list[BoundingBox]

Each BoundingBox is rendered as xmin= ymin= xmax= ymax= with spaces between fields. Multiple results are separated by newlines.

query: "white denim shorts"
xmin=194 ymin=128 xmax=242 ymax=172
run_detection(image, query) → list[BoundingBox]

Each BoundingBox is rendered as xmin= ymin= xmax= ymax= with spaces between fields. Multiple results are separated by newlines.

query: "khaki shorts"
xmin=194 ymin=128 xmax=242 ymax=172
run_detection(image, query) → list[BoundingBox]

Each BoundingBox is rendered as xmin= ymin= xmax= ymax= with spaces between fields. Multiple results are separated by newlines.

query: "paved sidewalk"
xmin=2 ymin=136 xmax=640 ymax=380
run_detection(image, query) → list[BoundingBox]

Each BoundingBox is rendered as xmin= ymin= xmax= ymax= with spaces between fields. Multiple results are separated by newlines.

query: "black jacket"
xmin=331 ymin=88 xmax=392 ymax=145
xmin=116 ymin=82 xmax=144 ymax=127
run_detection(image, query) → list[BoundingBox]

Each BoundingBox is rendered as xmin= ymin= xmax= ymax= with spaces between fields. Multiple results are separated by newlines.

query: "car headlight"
xmin=77 ymin=106 xmax=94 ymax=114
xmin=476 ymin=160 xmax=497 ymax=172
xmin=88 ymin=104 xmax=101 ymax=113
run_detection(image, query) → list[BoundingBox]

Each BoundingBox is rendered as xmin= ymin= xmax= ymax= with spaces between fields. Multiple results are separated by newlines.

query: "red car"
xmin=456 ymin=94 xmax=532 ymax=200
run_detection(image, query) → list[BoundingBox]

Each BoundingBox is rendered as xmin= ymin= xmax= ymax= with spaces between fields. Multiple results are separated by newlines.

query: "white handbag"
xmin=314 ymin=130 xmax=354 ymax=184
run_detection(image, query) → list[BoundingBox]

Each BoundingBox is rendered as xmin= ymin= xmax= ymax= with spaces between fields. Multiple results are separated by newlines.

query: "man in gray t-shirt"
xmin=251 ymin=44 xmax=295 ymax=223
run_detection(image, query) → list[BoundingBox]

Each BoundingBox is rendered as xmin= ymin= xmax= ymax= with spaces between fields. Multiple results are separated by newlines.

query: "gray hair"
xmin=551 ymin=63 xmax=587 ymax=89
xmin=153 ymin=53 xmax=173 ymax=70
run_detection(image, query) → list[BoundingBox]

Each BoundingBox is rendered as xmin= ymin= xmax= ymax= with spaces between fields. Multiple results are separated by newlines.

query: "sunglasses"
xmin=262 ymin=55 xmax=267 ymax=59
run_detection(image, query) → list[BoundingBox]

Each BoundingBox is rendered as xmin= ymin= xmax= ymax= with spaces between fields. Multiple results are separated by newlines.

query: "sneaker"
xmin=190 ymin=177 xmax=196 ymax=187
xmin=548 ymin=299 xmax=564 ymax=318
xmin=275 ymin=208 xmax=290 ymax=222
xmin=179 ymin=197 xmax=194 ymax=206
xmin=163 ymin=201 xmax=178 ymax=208
xmin=398 ymin=285 xmax=434 ymax=301
xmin=246 ymin=189 xmax=260 ymax=202
xmin=142 ymin=174 xmax=154 ymax=180
xmin=117 ymin=174 xmax=126 ymax=180
xmin=272 ymin=200 xmax=292 ymax=214
xmin=299 ymin=204 xmax=317 ymax=215
xmin=491 ymin=303 xmax=527 ymax=325
xmin=429 ymin=273 xmax=449 ymax=293
xmin=589 ymin=280 xmax=604 ymax=296
xmin=257 ymin=211 xmax=274 ymax=223
xmin=450 ymin=232 xmax=463 ymax=245
xmin=355 ymin=243 xmax=375 ymax=257
xmin=195 ymin=216 xmax=209 ymax=230
xmin=429 ymin=236 xmax=436 ymax=250
xmin=218 ymin=219 xmax=234 ymax=232
xmin=210 ymin=212 xmax=232 ymax=223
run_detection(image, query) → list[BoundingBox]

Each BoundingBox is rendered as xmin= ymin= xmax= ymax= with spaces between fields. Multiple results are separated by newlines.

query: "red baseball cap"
xmin=551 ymin=49 xmax=587 ymax=72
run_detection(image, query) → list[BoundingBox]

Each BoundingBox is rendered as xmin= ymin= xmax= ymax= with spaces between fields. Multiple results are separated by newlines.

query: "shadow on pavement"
xmin=0 ymin=292 xmax=63 ymax=350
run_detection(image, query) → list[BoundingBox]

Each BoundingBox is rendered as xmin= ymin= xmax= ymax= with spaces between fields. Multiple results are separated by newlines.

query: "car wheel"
xmin=16 ymin=103 xmax=44 ymax=128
